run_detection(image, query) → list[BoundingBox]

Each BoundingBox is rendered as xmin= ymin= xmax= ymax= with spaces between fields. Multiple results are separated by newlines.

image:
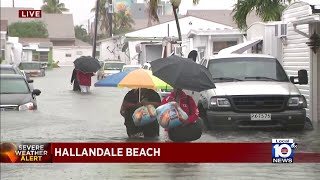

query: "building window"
xmin=40 ymin=52 xmax=49 ymax=62
xmin=213 ymin=41 xmax=238 ymax=54
xmin=76 ymin=51 xmax=83 ymax=55
xmin=32 ymin=51 xmax=40 ymax=61
xmin=65 ymin=53 xmax=72 ymax=57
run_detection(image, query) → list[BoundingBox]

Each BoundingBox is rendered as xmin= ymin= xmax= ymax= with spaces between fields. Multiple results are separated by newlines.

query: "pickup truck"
xmin=192 ymin=54 xmax=308 ymax=131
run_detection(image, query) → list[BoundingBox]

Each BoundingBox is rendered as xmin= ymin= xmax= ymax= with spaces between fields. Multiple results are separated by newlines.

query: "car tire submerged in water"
xmin=198 ymin=105 xmax=211 ymax=130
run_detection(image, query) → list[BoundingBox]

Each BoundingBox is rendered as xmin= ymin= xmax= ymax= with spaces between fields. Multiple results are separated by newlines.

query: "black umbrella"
xmin=150 ymin=55 xmax=215 ymax=92
xmin=73 ymin=56 xmax=101 ymax=73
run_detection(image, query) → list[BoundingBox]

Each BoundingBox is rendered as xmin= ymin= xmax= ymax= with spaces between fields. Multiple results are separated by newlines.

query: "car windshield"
xmin=208 ymin=57 xmax=289 ymax=82
xmin=122 ymin=67 xmax=140 ymax=72
xmin=0 ymin=78 xmax=30 ymax=94
xmin=19 ymin=63 xmax=41 ymax=70
xmin=104 ymin=63 xmax=125 ymax=70
xmin=0 ymin=69 xmax=16 ymax=74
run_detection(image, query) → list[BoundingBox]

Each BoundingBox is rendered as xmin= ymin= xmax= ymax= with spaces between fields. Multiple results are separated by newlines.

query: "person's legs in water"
xmin=142 ymin=120 xmax=159 ymax=138
xmin=125 ymin=120 xmax=143 ymax=138
xmin=85 ymin=86 xmax=90 ymax=93
xmin=79 ymin=85 xmax=88 ymax=93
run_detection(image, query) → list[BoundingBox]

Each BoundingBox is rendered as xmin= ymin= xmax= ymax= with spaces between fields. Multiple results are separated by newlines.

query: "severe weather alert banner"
xmin=0 ymin=142 xmax=319 ymax=163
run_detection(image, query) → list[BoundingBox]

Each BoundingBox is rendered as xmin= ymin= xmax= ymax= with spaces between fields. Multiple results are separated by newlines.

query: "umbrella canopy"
xmin=150 ymin=55 xmax=216 ymax=92
xmin=94 ymin=69 xmax=172 ymax=90
xmin=73 ymin=56 xmax=101 ymax=73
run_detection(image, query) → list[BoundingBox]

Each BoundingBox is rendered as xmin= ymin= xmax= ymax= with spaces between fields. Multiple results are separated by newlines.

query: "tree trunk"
xmin=172 ymin=6 xmax=182 ymax=41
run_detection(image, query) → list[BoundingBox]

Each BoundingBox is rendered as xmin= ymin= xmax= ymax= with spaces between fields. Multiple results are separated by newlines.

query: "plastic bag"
xmin=132 ymin=105 xmax=157 ymax=127
xmin=156 ymin=102 xmax=188 ymax=129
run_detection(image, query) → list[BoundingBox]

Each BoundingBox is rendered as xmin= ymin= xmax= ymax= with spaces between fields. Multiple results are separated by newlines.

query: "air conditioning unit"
xmin=275 ymin=23 xmax=287 ymax=38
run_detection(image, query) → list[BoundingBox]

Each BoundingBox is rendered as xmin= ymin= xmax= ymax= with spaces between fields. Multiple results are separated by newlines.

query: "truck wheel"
xmin=198 ymin=105 xmax=211 ymax=130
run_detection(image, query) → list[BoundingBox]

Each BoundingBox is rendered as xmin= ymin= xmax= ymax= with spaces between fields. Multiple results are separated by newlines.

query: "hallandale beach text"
xmin=54 ymin=147 xmax=161 ymax=157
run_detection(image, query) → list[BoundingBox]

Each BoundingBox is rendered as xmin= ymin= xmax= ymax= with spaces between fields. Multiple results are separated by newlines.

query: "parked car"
xmin=97 ymin=61 xmax=125 ymax=80
xmin=122 ymin=65 xmax=141 ymax=72
xmin=193 ymin=54 xmax=308 ymax=130
xmin=142 ymin=62 xmax=173 ymax=99
xmin=0 ymin=64 xmax=34 ymax=89
xmin=19 ymin=62 xmax=46 ymax=77
xmin=0 ymin=74 xmax=41 ymax=111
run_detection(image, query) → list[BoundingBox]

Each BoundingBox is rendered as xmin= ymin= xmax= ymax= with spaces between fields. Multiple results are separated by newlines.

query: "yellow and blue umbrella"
xmin=94 ymin=69 xmax=172 ymax=100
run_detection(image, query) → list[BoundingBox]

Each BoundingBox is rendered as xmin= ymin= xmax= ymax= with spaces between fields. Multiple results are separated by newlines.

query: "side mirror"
xmin=298 ymin=69 xmax=308 ymax=84
xmin=290 ymin=69 xmax=308 ymax=85
xmin=28 ymin=80 xmax=34 ymax=83
xmin=32 ymin=89 xmax=41 ymax=96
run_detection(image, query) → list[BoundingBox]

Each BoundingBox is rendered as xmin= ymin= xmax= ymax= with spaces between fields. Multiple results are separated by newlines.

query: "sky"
xmin=1 ymin=0 xmax=318 ymax=26
xmin=0 ymin=0 xmax=238 ymax=26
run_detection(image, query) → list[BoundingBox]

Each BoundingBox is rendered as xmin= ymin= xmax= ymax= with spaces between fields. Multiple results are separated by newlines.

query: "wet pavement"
xmin=1 ymin=67 xmax=320 ymax=179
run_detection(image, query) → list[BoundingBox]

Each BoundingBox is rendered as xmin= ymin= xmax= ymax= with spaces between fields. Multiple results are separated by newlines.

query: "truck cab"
xmin=97 ymin=61 xmax=125 ymax=80
xmin=193 ymin=54 xmax=308 ymax=130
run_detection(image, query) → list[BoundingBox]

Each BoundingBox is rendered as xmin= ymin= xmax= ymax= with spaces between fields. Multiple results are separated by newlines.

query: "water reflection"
xmin=1 ymin=67 xmax=319 ymax=179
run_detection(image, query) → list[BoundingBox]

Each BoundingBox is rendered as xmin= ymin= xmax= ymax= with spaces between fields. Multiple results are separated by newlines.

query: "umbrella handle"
xmin=139 ymin=88 xmax=141 ymax=102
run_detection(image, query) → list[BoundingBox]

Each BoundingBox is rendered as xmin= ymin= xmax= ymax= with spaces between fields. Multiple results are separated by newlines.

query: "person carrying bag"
xmin=161 ymin=88 xmax=203 ymax=142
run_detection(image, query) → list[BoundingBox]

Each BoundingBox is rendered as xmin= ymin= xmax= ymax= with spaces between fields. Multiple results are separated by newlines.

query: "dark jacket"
xmin=71 ymin=69 xmax=80 ymax=91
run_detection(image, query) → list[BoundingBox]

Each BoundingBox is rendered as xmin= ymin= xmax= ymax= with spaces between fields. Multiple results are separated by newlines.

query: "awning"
xmin=218 ymin=39 xmax=262 ymax=55
xmin=292 ymin=14 xmax=320 ymax=25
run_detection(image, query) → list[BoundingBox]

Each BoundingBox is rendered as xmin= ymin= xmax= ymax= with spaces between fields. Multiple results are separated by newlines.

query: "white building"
xmin=186 ymin=29 xmax=244 ymax=61
xmin=281 ymin=1 xmax=320 ymax=123
xmin=125 ymin=16 xmax=237 ymax=61
xmin=98 ymin=36 xmax=129 ymax=64
xmin=53 ymin=39 xmax=93 ymax=66
xmin=0 ymin=20 xmax=8 ymax=62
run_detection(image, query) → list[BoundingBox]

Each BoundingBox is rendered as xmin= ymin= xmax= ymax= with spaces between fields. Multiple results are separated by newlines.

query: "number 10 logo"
xmin=273 ymin=144 xmax=292 ymax=158
xmin=272 ymin=139 xmax=297 ymax=163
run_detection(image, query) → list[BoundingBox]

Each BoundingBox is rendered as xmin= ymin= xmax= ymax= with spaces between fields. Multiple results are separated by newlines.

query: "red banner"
xmin=1 ymin=142 xmax=319 ymax=163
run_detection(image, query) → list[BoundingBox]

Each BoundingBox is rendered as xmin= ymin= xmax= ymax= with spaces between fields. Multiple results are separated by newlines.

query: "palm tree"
xmin=41 ymin=0 xmax=69 ymax=14
xmin=232 ymin=0 xmax=293 ymax=30
xmin=113 ymin=6 xmax=135 ymax=35
xmin=75 ymin=25 xmax=90 ymax=43
xmin=147 ymin=0 xmax=200 ymax=41
xmin=91 ymin=0 xmax=112 ymax=38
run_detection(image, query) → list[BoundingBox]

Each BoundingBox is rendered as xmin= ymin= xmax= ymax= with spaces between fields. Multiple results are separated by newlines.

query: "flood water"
xmin=1 ymin=67 xmax=319 ymax=179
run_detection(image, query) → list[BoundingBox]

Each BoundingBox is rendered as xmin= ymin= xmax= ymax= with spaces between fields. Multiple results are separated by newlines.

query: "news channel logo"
xmin=272 ymin=139 xmax=298 ymax=163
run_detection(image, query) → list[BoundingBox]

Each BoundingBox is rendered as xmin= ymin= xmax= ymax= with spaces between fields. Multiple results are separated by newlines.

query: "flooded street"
xmin=1 ymin=67 xmax=320 ymax=179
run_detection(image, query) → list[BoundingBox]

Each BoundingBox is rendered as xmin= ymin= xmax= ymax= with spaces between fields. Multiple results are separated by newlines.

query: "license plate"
xmin=251 ymin=113 xmax=271 ymax=120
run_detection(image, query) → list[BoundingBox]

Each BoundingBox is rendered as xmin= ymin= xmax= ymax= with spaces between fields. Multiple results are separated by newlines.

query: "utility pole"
xmin=92 ymin=0 xmax=100 ymax=58
xmin=12 ymin=0 xmax=15 ymax=7
xmin=107 ymin=0 xmax=113 ymax=38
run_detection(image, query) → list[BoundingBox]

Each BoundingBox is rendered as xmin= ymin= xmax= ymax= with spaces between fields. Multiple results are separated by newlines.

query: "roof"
xmin=19 ymin=38 xmax=53 ymax=48
xmin=0 ymin=74 xmax=25 ymax=79
xmin=123 ymin=65 xmax=141 ymax=67
xmin=0 ymin=20 xmax=8 ymax=32
xmin=126 ymin=16 xmax=235 ymax=38
xmin=187 ymin=29 xmax=244 ymax=38
xmin=186 ymin=10 xmax=262 ymax=28
xmin=209 ymin=54 xmax=276 ymax=60
xmin=75 ymin=39 xmax=92 ymax=47
xmin=0 ymin=64 xmax=15 ymax=69
xmin=132 ymin=15 xmax=178 ymax=30
xmin=0 ymin=7 xmax=75 ymax=40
